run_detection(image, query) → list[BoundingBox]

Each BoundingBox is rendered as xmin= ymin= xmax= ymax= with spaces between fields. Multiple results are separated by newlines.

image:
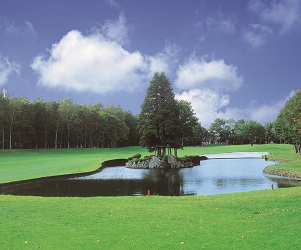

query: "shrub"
xmin=132 ymin=153 xmax=141 ymax=159
xmin=131 ymin=158 xmax=140 ymax=163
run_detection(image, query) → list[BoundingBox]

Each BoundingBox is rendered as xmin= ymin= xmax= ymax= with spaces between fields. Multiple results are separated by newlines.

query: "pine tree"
xmin=139 ymin=72 xmax=182 ymax=155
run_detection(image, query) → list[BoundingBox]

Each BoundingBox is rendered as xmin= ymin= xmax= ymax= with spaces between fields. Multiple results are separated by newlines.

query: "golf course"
xmin=1 ymin=144 xmax=301 ymax=249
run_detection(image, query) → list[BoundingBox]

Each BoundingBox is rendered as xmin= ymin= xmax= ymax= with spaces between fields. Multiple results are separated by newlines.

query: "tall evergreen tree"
xmin=139 ymin=72 xmax=181 ymax=155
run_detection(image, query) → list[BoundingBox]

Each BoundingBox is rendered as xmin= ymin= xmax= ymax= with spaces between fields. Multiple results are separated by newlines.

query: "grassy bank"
xmin=0 ymin=147 xmax=149 ymax=183
xmin=1 ymin=187 xmax=300 ymax=249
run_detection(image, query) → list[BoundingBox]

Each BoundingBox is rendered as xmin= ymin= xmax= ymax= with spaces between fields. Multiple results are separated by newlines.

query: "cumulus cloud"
xmin=175 ymin=56 xmax=243 ymax=92
xmin=175 ymin=88 xmax=230 ymax=128
xmin=31 ymin=30 xmax=150 ymax=94
xmin=175 ymin=88 xmax=291 ymax=128
xmin=0 ymin=57 xmax=20 ymax=86
xmin=31 ymin=14 xmax=176 ymax=95
xmin=96 ymin=13 xmax=130 ymax=46
xmin=249 ymin=0 xmax=301 ymax=34
xmin=243 ymin=23 xmax=274 ymax=48
xmin=147 ymin=42 xmax=180 ymax=77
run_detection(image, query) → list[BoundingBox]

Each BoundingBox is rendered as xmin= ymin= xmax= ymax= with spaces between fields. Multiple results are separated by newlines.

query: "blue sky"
xmin=0 ymin=0 xmax=300 ymax=128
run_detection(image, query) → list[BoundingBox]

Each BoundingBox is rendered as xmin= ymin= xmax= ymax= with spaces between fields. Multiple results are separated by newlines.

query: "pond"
xmin=2 ymin=152 xmax=301 ymax=197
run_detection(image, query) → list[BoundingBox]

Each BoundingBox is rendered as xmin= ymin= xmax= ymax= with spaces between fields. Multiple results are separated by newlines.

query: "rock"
xmin=149 ymin=156 xmax=161 ymax=168
xmin=168 ymin=155 xmax=184 ymax=168
xmin=125 ymin=155 xmax=205 ymax=169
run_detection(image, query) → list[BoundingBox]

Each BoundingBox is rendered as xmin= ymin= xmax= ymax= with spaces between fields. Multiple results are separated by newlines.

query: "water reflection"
xmin=2 ymin=158 xmax=301 ymax=197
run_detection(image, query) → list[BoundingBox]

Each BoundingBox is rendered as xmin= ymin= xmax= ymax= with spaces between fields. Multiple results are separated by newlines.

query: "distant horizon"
xmin=1 ymin=88 xmax=285 ymax=130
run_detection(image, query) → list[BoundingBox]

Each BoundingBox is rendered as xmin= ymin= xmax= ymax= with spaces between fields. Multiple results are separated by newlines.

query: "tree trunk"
xmin=2 ymin=125 xmax=5 ymax=149
xmin=9 ymin=124 xmax=12 ymax=149
xmin=54 ymin=133 xmax=57 ymax=148
xmin=44 ymin=122 xmax=48 ymax=149
xmin=67 ymin=123 xmax=70 ymax=149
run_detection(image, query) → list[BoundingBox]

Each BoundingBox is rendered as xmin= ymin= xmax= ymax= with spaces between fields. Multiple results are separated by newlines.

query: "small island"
xmin=126 ymin=146 xmax=207 ymax=169
xmin=124 ymin=72 xmax=208 ymax=169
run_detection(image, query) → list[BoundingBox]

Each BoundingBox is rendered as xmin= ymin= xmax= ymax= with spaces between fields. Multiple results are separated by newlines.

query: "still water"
xmin=3 ymin=157 xmax=301 ymax=197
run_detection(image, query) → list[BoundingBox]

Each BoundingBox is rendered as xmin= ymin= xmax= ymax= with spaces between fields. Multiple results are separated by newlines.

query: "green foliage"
xmin=176 ymin=100 xmax=199 ymax=146
xmin=275 ymin=90 xmax=301 ymax=144
xmin=130 ymin=157 xmax=140 ymax=163
xmin=209 ymin=118 xmax=267 ymax=145
xmin=139 ymin=72 xmax=182 ymax=152
xmin=0 ymin=93 xmax=138 ymax=149
xmin=161 ymin=155 xmax=170 ymax=168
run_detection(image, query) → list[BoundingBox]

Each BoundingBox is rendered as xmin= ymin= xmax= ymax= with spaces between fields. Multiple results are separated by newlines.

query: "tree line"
xmin=0 ymin=74 xmax=300 ymax=150
xmin=0 ymin=95 xmax=140 ymax=149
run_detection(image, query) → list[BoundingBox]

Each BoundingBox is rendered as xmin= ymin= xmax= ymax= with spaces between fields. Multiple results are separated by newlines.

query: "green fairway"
xmin=0 ymin=147 xmax=149 ymax=183
xmin=1 ymin=187 xmax=300 ymax=249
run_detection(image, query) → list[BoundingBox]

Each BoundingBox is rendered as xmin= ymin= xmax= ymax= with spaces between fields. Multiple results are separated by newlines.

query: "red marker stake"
xmin=148 ymin=190 xmax=150 ymax=197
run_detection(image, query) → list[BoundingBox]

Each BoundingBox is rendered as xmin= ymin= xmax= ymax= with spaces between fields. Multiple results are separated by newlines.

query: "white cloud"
xmin=247 ymin=91 xmax=294 ymax=121
xmin=175 ymin=57 xmax=243 ymax=92
xmin=1 ymin=19 xmax=36 ymax=37
xmin=249 ymin=0 xmax=301 ymax=34
xmin=96 ymin=13 xmax=130 ymax=46
xmin=31 ymin=14 xmax=176 ymax=95
xmin=243 ymin=23 xmax=274 ymax=48
xmin=31 ymin=30 xmax=150 ymax=94
xmin=220 ymin=18 xmax=236 ymax=33
xmin=175 ymin=88 xmax=231 ymax=128
xmin=176 ymin=88 xmax=291 ymax=128
xmin=0 ymin=57 xmax=20 ymax=86
xmin=105 ymin=0 xmax=120 ymax=8
xmin=197 ymin=10 xmax=236 ymax=34
xmin=147 ymin=42 xmax=180 ymax=77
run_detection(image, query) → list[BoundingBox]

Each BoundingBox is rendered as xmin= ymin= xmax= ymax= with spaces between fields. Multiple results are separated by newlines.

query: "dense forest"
xmin=0 ymin=82 xmax=300 ymax=150
xmin=0 ymin=95 xmax=140 ymax=149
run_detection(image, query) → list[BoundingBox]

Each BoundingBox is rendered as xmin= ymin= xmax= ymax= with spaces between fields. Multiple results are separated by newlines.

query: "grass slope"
xmin=1 ymin=187 xmax=300 ymax=249
xmin=0 ymin=147 xmax=149 ymax=183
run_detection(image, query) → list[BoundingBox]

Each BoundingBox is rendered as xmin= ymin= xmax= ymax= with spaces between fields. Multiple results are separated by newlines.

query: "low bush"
xmin=130 ymin=158 xmax=140 ymax=163
xmin=132 ymin=153 xmax=142 ymax=159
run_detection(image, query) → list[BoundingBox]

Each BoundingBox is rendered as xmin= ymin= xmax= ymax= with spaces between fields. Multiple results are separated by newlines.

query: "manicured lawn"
xmin=0 ymin=147 xmax=149 ymax=183
xmin=1 ymin=144 xmax=301 ymax=249
xmin=1 ymin=187 xmax=300 ymax=249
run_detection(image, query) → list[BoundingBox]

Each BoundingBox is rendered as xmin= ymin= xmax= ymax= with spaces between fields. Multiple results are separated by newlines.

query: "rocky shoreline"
xmin=125 ymin=155 xmax=207 ymax=169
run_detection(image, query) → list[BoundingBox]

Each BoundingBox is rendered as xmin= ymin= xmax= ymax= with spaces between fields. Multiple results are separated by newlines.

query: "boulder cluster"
xmin=126 ymin=154 xmax=207 ymax=169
